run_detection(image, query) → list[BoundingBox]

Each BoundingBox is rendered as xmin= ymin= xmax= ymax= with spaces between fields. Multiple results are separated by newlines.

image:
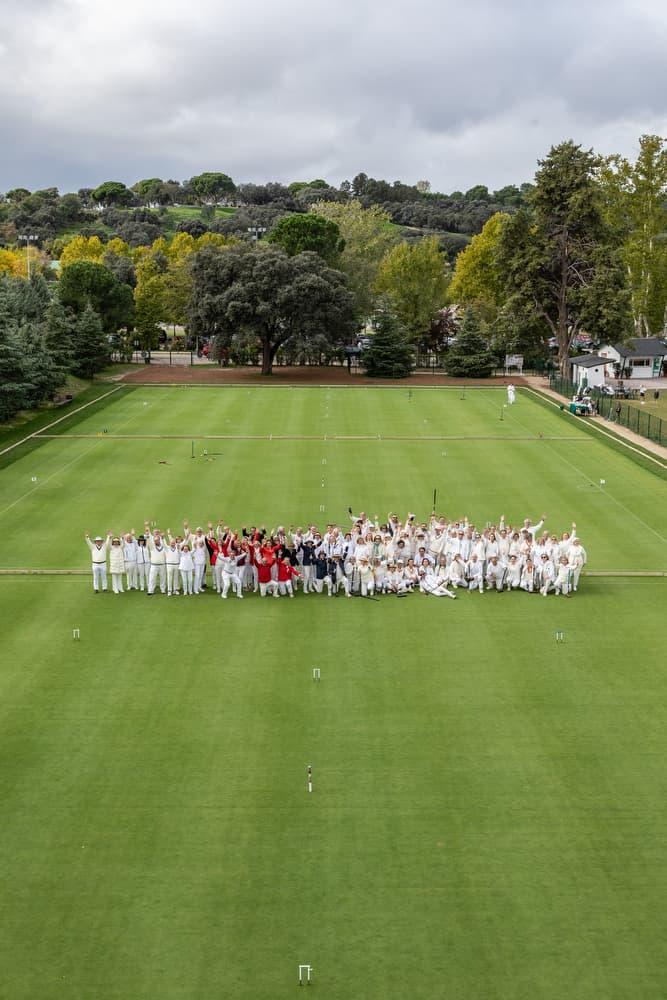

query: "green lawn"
xmin=0 ymin=387 xmax=665 ymax=999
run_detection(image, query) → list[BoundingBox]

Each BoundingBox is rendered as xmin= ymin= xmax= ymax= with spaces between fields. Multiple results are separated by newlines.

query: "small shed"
xmin=598 ymin=338 xmax=667 ymax=379
xmin=569 ymin=354 xmax=607 ymax=388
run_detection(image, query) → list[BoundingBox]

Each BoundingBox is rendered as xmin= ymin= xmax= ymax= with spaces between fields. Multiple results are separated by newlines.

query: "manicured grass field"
xmin=0 ymin=386 xmax=665 ymax=999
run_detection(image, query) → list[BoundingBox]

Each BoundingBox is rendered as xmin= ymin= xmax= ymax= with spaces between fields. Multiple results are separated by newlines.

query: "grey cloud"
xmin=0 ymin=0 xmax=666 ymax=193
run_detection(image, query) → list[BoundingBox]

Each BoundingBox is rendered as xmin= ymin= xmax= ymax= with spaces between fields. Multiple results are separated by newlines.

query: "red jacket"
xmin=257 ymin=561 xmax=274 ymax=584
xmin=277 ymin=562 xmax=300 ymax=583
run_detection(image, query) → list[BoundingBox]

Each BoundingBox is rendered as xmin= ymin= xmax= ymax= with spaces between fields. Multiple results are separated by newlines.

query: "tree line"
xmin=1 ymin=136 xmax=666 ymax=415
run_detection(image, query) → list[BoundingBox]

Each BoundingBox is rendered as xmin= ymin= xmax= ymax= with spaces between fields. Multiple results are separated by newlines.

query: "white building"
xmin=598 ymin=338 xmax=667 ymax=380
xmin=569 ymin=354 xmax=607 ymax=388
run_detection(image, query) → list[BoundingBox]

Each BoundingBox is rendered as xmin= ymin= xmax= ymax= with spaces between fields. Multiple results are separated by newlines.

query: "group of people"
xmin=84 ymin=510 xmax=587 ymax=600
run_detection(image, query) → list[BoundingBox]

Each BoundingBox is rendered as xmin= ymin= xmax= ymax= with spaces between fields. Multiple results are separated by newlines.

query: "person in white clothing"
xmin=538 ymin=554 xmax=556 ymax=596
xmin=567 ymin=538 xmax=587 ymax=591
xmin=520 ymin=560 xmax=536 ymax=593
xmin=485 ymin=556 xmax=505 ymax=592
xmin=164 ymin=538 xmax=181 ymax=596
xmin=109 ymin=536 xmax=125 ymax=593
xmin=85 ymin=532 xmax=110 ymax=592
xmin=122 ymin=533 xmax=139 ymax=590
xmin=357 ymin=557 xmax=375 ymax=597
xmin=553 ymin=557 xmax=572 ymax=596
xmin=507 ymin=383 xmax=516 ymax=404
xmin=135 ymin=536 xmax=150 ymax=591
xmin=419 ymin=568 xmax=456 ymax=598
xmin=179 ymin=544 xmax=194 ymax=595
xmin=192 ymin=540 xmax=207 ymax=593
xmin=447 ymin=554 xmax=466 ymax=589
xmin=466 ymin=554 xmax=484 ymax=593
xmin=147 ymin=532 xmax=167 ymax=595
xmin=220 ymin=553 xmax=243 ymax=599
xmin=504 ymin=555 xmax=522 ymax=591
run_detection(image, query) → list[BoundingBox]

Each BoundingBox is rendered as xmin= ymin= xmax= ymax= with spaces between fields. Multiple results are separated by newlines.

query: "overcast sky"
xmin=2 ymin=0 xmax=667 ymax=194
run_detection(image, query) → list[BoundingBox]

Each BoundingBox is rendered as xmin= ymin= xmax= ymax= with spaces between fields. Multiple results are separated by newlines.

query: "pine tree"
xmin=19 ymin=323 xmax=62 ymax=406
xmin=446 ymin=307 xmax=498 ymax=378
xmin=43 ymin=299 xmax=76 ymax=379
xmin=0 ymin=324 xmax=32 ymax=420
xmin=362 ymin=311 xmax=414 ymax=378
xmin=72 ymin=303 xmax=108 ymax=378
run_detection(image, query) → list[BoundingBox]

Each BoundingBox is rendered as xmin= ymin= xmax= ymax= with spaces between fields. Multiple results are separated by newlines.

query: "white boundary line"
xmin=523 ymin=387 xmax=667 ymax=471
xmin=486 ymin=390 xmax=667 ymax=547
xmin=0 ymin=386 xmax=123 ymax=459
xmin=0 ymin=395 xmax=143 ymax=519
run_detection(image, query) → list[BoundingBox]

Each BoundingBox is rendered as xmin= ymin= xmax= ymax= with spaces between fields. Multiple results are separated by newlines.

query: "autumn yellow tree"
xmin=375 ymin=237 xmax=450 ymax=341
xmin=0 ymin=249 xmax=27 ymax=278
xmin=448 ymin=212 xmax=509 ymax=317
xmin=60 ymin=235 xmax=105 ymax=269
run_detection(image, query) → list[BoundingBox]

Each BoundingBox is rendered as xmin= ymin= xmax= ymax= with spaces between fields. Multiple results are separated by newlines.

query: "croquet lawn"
xmin=0 ymin=385 xmax=665 ymax=1000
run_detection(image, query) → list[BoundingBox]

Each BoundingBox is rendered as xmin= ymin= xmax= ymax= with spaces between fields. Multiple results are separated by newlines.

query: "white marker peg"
xmin=31 ymin=476 xmax=38 ymax=482
xmin=321 ymin=480 xmax=325 ymax=488
xmin=72 ymin=628 xmax=80 ymax=640
xmin=599 ymin=479 xmax=606 ymax=486
xmin=307 ymin=765 xmax=313 ymax=794
xmin=321 ymin=458 xmax=327 ymax=465
xmin=312 ymin=668 xmax=320 ymax=681
xmin=298 ymin=964 xmax=313 ymax=985
xmin=319 ymin=504 xmax=325 ymax=513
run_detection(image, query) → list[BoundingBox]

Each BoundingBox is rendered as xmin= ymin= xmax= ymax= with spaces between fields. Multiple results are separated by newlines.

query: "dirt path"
xmin=120 ymin=365 xmax=523 ymax=387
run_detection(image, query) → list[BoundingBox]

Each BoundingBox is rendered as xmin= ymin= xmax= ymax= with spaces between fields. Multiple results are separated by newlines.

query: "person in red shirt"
xmin=257 ymin=558 xmax=278 ymax=597
xmin=277 ymin=557 xmax=301 ymax=598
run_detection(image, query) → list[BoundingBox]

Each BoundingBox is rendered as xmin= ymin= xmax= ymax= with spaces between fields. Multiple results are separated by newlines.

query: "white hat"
xmin=94 ymin=535 xmax=103 ymax=541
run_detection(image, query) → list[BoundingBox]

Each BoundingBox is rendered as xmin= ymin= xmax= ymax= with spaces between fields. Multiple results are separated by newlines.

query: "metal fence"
xmin=548 ymin=376 xmax=665 ymax=447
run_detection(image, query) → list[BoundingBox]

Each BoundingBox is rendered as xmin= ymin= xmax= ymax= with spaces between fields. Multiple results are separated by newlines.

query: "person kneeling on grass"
xmin=277 ymin=556 xmax=300 ymax=597
xmin=257 ymin=558 xmax=278 ymax=597
xmin=485 ymin=556 xmax=505 ymax=593
xmin=553 ymin=556 xmax=572 ymax=597
xmin=538 ymin=553 xmax=556 ymax=596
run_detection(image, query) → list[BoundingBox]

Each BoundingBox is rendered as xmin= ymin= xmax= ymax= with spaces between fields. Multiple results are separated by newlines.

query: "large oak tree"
xmin=189 ymin=244 xmax=356 ymax=374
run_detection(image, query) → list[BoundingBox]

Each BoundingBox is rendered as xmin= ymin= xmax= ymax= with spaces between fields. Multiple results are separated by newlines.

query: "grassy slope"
xmin=0 ymin=577 xmax=665 ymax=1000
xmin=0 ymin=388 xmax=664 ymax=571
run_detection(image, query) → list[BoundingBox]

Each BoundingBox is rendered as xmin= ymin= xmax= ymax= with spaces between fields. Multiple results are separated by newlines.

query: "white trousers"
xmin=148 ymin=564 xmax=166 ymax=594
xmin=221 ymin=571 xmax=242 ymax=598
xmin=278 ymin=580 xmax=294 ymax=596
xmin=314 ymin=576 xmax=332 ymax=595
xmin=92 ymin=564 xmax=107 ymax=591
xmin=468 ymin=578 xmax=483 ymax=592
xmin=259 ymin=580 xmax=278 ymax=596
xmin=111 ymin=572 xmax=124 ymax=593
xmin=125 ymin=561 xmax=138 ymax=589
xmin=193 ymin=564 xmax=206 ymax=593
xmin=166 ymin=564 xmax=180 ymax=594
xmin=420 ymin=580 xmax=455 ymax=598
xmin=180 ymin=569 xmax=194 ymax=594
xmin=360 ymin=580 xmax=375 ymax=597
xmin=136 ymin=563 xmax=148 ymax=591
xmin=302 ymin=565 xmax=314 ymax=592
xmin=213 ymin=561 xmax=223 ymax=592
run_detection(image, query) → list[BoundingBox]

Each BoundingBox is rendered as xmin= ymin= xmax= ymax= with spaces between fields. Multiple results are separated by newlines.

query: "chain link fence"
xmin=549 ymin=376 xmax=665 ymax=447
